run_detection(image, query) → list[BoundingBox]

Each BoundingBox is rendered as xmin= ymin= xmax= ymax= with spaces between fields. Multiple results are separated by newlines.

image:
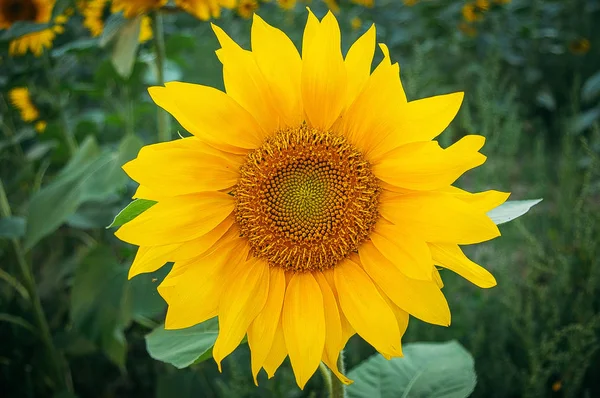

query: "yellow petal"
xmin=128 ymin=244 xmax=180 ymax=279
xmin=359 ymin=241 xmax=451 ymax=326
xmin=251 ymin=14 xmax=303 ymax=127
xmin=211 ymin=23 xmax=280 ymax=134
xmin=322 ymin=269 xmax=355 ymax=342
xmin=433 ymin=268 xmax=444 ymax=289
xmin=371 ymin=222 xmax=434 ymax=281
xmin=123 ymin=146 xmax=240 ymax=196
xmin=439 ymin=186 xmax=510 ymax=212
xmin=429 ymin=243 xmax=497 ymax=288
xmin=171 ymin=215 xmax=236 ymax=261
xmin=262 ymin=319 xmax=287 ymax=378
xmin=339 ymin=48 xmax=406 ymax=155
xmin=248 ymin=266 xmax=286 ymax=385
xmin=302 ymin=11 xmax=347 ymax=131
xmin=282 ymin=272 xmax=326 ymax=389
xmin=133 ymin=185 xmax=166 ymax=201
xmin=159 ymin=238 xmax=248 ymax=329
xmin=380 ymin=191 xmax=500 ymax=244
xmin=314 ymin=272 xmax=352 ymax=385
xmin=334 ymin=259 xmax=402 ymax=359
xmin=372 ymin=135 xmax=486 ymax=191
xmin=115 ymin=192 xmax=234 ymax=246
xmin=344 ymin=24 xmax=375 ymax=107
xmin=148 ymin=82 xmax=263 ymax=153
xmin=213 ymin=258 xmax=270 ymax=370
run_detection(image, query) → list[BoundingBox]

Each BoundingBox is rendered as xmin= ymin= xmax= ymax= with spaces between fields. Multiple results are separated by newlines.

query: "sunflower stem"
xmin=151 ymin=11 xmax=171 ymax=142
xmin=42 ymin=54 xmax=77 ymax=156
xmin=319 ymin=362 xmax=333 ymax=396
xmin=0 ymin=180 xmax=67 ymax=391
xmin=331 ymin=350 xmax=347 ymax=398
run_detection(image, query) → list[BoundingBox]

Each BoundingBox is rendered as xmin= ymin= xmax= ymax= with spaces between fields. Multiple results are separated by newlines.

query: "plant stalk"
xmin=331 ymin=350 xmax=347 ymax=398
xmin=0 ymin=180 xmax=66 ymax=391
xmin=151 ymin=11 xmax=171 ymax=142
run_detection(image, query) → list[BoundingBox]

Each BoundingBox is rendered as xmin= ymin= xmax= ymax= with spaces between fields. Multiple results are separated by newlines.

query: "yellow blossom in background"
xmin=403 ymin=0 xmax=418 ymax=6
xmin=9 ymin=87 xmax=46 ymax=133
xmin=351 ymin=0 xmax=374 ymax=7
xmin=175 ymin=0 xmax=236 ymax=21
xmin=237 ymin=0 xmax=258 ymax=19
xmin=351 ymin=16 xmax=361 ymax=31
xmin=80 ymin=1 xmax=153 ymax=43
xmin=111 ymin=0 xmax=167 ymax=18
xmin=458 ymin=22 xmax=477 ymax=37
xmin=35 ymin=120 xmax=47 ymax=133
xmin=323 ymin=0 xmax=339 ymax=13
xmin=82 ymin=0 xmax=107 ymax=37
xmin=277 ymin=0 xmax=296 ymax=11
xmin=462 ymin=3 xmax=482 ymax=22
xmin=569 ymin=38 xmax=590 ymax=55
xmin=9 ymin=87 xmax=40 ymax=122
xmin=475 ymin=0 xmax=489 ymax=11
xmin=139 ymin=15 xmax=153 ymax=42
xmin=1 ymin=0 xmax=69 ymax=57
xmin=117 ymin=9 xmax=508 ymax=389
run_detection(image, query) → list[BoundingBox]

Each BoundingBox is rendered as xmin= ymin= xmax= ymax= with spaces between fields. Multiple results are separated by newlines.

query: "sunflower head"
xmin=237 ymin=0 xmax=258 ymax=19
xmin=117 ymin=9 xmax=508 ymax=389
xmin=0 ymin=0 xmax=53 ymax=28
xmin=110 ymin=0 xmax=167 ymax=18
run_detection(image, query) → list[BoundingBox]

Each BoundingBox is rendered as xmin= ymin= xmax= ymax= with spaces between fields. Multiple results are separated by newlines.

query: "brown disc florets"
xmin=235 ymin=125 xmax=380 ymax=272
xmin=1 ymin=0 xmax=38 ymax=25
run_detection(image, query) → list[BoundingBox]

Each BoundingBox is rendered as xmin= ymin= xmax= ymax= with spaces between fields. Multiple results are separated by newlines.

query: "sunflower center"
xmin=235 ymin=125 xmax=380 ymax=272
xmin=2 ymin=0 xmax=38 ymax=23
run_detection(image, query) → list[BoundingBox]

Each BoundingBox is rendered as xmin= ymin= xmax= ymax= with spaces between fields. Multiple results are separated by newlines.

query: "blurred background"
xmin=1 ymin=0 xmax=599 ymax=397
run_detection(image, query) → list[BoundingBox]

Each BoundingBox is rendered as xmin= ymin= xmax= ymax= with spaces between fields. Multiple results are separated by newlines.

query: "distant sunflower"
xmin=351 ymin=0 xmax=374 ymax=7
xmin=117 ymin=10 xmax=508 ymax=388
xmin=276 ymin=0 xmax=296 ymax=11
xmin=175 ymin=0 xmax=236 ymax=21
xmin=1 ymin=0 xmax=68 ymax=57
xmin=81 ymin=0 xmax=153 ymax=43
xmin=110 ymin=0 xmax=166 ymax=18
xmin=569 ymin=38 xmax=590 ymax=55
xmin=237 ymin=0 xmax=257 ymax=19
xmin=9 ymin=87 xmax=46 ymax=133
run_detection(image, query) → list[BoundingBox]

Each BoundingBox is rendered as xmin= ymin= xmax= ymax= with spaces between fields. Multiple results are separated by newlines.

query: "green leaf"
xmin=347 ymin=341 xmax=477 ymax=398
xmin=99 ymin=13 xmax=128 ymax=47
xmin=70 ymin=246 xmax=131 ymax=371
xmin=145 ymin=318 xmax=219 ymax=369
xmin=487 ymin=199 xmax=542 ymax=225
xmin=107 ymin=199 xmax=157 ymax=228
xmin=0 ymin=21 xmax=50 ymax=41
xmin=51 ymin=38 xmax=99 ymax=57
xmin=0 ymin=313 xmax=36 ymax=334
xmin=0 ymin=216 xmax=26 ymax=239
xmin=582 ymin=71 xmax=600 ymax=103
xmin=24 ymin=135 xmax=139 ymax=249
xmin=110 ymin=16 xmax=142 ymax=79
xmin=571 ymin=107 xmax=600 ymax=134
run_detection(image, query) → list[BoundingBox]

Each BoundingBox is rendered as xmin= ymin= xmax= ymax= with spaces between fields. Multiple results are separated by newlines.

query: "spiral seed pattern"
xmin=235 ymin=125 xmax=380 ymax=272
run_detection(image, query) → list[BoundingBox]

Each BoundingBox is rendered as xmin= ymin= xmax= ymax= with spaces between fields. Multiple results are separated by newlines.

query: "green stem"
xmin=331 ymin=351 xmax=347 ymax=398
xmin=320 ymin=350 xmax=347 ymax=398
xmin=42 ymin=54 xmax=77 ymax=156
xmin=152 ymin=11 xmax=171 ymax=142
xmin=319 ymin=362 xmax=333 ymax=396
xmin=0 ymin=180 xmax=67 ymax=391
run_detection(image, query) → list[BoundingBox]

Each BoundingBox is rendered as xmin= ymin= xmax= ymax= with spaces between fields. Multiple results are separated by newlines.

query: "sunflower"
xmin=0 ymin=0 xmax=67 ymax=57
xmin=110 ymin=0 xmax=167 ymax=18
xmin=237 ymin=0 xmax=257 ymax=19
xmin=9 ymin=87 xmax=40 ymax=122
xmin=276 ymin=0 xmax=296 ymax=11
xmin=9 ymin=87 xmax=46 ymax=133
xmin=81 ymin=1 xmax=153 ymax=43
xmin=175 ymin=0 xmax=236 ymax=21
xmin=116 ymin=10 xmax=508 ymax=388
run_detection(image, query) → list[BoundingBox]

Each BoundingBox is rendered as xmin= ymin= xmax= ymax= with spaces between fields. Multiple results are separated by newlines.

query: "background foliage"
xmin=1 ymin=0 xmax=600 ymax=397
